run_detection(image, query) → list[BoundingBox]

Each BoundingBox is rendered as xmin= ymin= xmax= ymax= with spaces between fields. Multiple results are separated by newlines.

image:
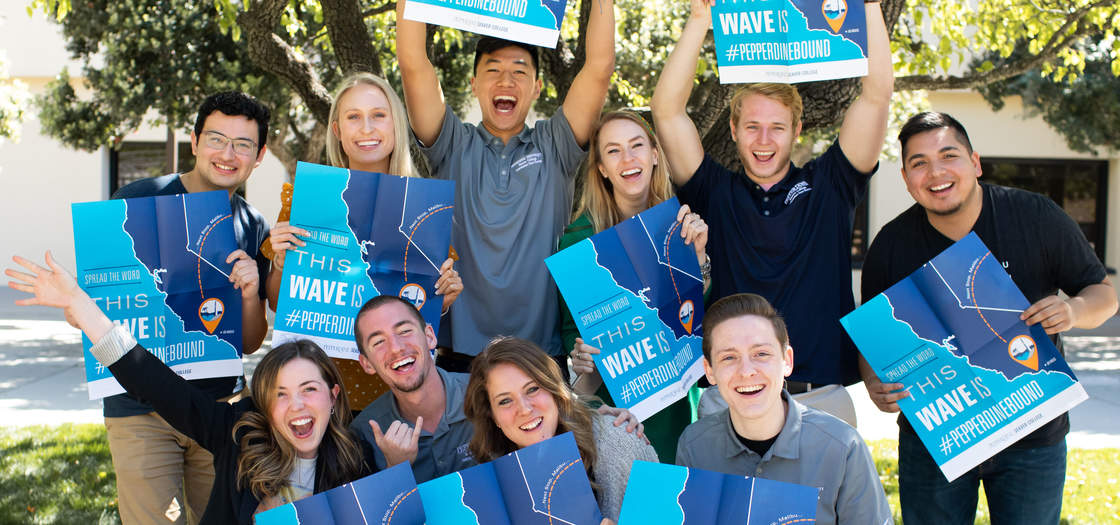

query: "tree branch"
xmin=362 ymin=2 xmax=397 ymax=18
xmin=238 ymin=0 xmax=332 ymax=123
xmin=895 ymin=1 xmax=1109 ymax=91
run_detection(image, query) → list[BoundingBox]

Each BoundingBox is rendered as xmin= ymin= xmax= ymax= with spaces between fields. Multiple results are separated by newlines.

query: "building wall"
xmin=0 ymin=8 xmax=285 ymax=272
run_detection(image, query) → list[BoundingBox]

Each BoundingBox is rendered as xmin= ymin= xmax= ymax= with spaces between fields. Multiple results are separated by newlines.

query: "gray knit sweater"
xmin=591 ymin=413 xmax=659 ymax=521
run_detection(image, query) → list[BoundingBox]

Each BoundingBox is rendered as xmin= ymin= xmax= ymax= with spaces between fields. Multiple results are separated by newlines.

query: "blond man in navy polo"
xmin=651 ymin=0 xmax=894 ymax=423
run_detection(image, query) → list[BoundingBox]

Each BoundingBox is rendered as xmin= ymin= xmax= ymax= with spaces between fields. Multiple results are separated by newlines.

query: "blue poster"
xmin=402 ymin=0 xmax=568 ymax=48
xmin=71 ymin=191 xmax=243 ymax=399
xmin=618 ymin=461 xmax=818 ymax=524
xmin=841 ymin=233 xmax=1088 ymax=481
xmin=272 ymin=163 xmax=454 ymax=359
xmin=418 ymin=432 xmax=602 ymax=525
xmin=254 ymin=462 xmax=425 ymax=525
xmin=546 ymin=198 xmax=705 ymax=420
xmin=711 ymin=0 xmax=868 ymax=83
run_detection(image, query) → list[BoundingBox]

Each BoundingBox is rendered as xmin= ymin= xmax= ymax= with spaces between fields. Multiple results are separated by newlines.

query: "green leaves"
xmin=32 ymin=0 xmax=287 ymax=152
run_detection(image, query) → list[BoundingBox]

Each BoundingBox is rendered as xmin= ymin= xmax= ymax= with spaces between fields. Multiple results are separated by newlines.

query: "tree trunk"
xmin=321 ymin=0 xmax=382 ymax=75
xmin=238 ymin=0 xmax=333 ymax=123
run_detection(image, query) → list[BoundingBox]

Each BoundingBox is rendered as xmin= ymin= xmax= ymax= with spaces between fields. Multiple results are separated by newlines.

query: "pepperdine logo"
xmin=784 ymin=181 xmax=812 ymax=205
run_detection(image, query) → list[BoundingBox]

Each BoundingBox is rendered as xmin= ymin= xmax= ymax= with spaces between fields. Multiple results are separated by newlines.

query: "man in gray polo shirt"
xmin=396 ymin=0 xmax=616 ymax=364
xmin=676 ymin=294 xmax=891 ymax=525
xmin=349 ymin=295 xmax=475 ymax=482
xmin=348 ymin=295 xmax=648 ymax=482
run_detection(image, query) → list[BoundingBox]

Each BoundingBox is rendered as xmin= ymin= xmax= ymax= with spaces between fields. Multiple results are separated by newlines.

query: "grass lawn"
xmin=0 ymin=425 xmax=118 ymax=524
xmin=868 ymin=440 xmax=1120 ymax=524
xmin=0 ymin=426 xmax=1116 ymax=524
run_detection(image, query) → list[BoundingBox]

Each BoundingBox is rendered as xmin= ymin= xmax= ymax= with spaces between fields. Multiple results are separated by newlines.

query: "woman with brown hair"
xmin=464 ymin=337 xmax=656 ymax=523
xmin=7 ymin=252 xmax=376 ymax=524
xmin=558 ymin=110 xmax=709 ymax=462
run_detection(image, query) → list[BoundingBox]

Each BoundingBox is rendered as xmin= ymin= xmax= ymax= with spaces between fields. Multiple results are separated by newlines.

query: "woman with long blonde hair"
xmin=7 ymin=253 xmax=375 ymax=523
xmin=464 ymin=337 xmax=655 ymax=524
xmin=558 ymin=110 xmax=710 ymax=462
xmin=265 ymin=73 xmax=463 ymax=411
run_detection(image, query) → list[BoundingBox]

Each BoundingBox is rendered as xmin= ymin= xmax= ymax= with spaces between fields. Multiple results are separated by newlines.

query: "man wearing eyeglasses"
xmin=106 ymin=91 xmax=272 ymax=524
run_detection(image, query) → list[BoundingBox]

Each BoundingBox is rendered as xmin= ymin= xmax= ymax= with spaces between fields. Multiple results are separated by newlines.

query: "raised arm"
xmin=560 ymin=0 xmax=616 ymax=147
xmin=650 ymin=0 xmax=713 ymax=186
xmin=396 ymin=1 xmax=447 ymax=146
xmin=7 ymin=252 xmax=237 ymax=450
xmin=835 ymin=1 xmax=894 ymax=173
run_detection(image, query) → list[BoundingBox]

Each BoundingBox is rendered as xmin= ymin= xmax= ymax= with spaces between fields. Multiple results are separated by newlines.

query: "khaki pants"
xmin=105 ymin=390 xmax=243 ymax=524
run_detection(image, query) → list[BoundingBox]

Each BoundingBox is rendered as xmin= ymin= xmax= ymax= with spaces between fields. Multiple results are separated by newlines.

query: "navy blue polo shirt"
xmin=677 ymin=141 xmax=872 ymax=385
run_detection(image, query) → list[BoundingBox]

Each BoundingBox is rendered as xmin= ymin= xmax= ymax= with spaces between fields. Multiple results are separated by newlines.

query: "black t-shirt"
xmin=104 ymin=174 xmax=271 ymax=418
xmin=735 ymin=430 xmax=778 ymax=457
xmin=677 ymin=141 xmax=873 ymax=386
xmin=861 ymin=183 xmax=1106 ymax=448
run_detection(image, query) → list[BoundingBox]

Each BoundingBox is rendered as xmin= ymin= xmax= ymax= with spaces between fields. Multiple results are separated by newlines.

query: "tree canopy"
xmin=979 ymin=40 xmax=1120 ymax=155
xmin=30 ymin=0 xmax=1120 ymax=175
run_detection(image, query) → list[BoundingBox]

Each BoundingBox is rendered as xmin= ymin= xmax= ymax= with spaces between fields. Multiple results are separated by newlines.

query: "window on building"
xmin=980 ymin=158 xmax=1108 ymax=262
xmin=109 ymin=141 xmax=194 ymax=194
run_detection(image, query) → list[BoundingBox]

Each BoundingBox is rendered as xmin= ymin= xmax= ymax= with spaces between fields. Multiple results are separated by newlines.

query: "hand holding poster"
xmin=273 ymin=162 xmax=454 ymax=359
xmin=546 ymin=198 xmax=705 ymax=421
xmin=618 ymin=461 xmax=819 ymax=524
xmin=418 ymin=432 xmax=601 ymax=525
xmin=841 ymin=233 xmax=1088 ymax=481
xmin=71 ymin=191 xmax=243 ymax=399
xmin=403 ymin=0 xmax=568 ymax=47
xmin=712 ymin=0 xmax=868 ymax=83
xmin=254 ymin=463 xmax=424 ymax=525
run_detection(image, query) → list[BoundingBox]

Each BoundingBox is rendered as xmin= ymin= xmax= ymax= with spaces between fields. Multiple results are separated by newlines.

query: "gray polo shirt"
xmin=420 ymin=106 xmax=586 ymax=356
xmin=349 ymin=367 xmax=475 ymax=482
xmin=676 ymin=391 xmax=893 ymax=525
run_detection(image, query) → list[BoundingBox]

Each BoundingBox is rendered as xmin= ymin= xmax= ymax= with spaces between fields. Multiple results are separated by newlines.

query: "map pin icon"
xmin=679 ymin=300 xmax=695 ymax=334
xmin=199 ymin=298 xmax=225 ymax=334
xmin=1007 ymin=334 xmax=1039 ymax=371
xmin=822 ymin=0 xmax=848 ymax=33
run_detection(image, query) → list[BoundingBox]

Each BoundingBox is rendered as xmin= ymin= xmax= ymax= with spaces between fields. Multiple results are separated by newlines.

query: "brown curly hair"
xmin=464 ymin=337 xmax=600 ymax=489
xmin=232 ymin=340 xmax=365 ymax=500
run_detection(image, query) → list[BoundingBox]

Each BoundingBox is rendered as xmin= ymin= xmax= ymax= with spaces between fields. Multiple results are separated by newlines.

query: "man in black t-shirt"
xmin=107 ymin=92 xmax=272 ymax=524
xmin=860 ymin=111 xmax=1117 ymax=525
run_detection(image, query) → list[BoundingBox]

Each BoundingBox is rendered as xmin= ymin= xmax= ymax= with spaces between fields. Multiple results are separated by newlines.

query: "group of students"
xmin=7 ymin=0 xmax=1119 ymax=523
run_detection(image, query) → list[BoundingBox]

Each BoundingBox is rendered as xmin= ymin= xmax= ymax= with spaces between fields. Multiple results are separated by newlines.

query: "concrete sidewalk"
xmin=1 ymin=288 xmax=1117 ymax=448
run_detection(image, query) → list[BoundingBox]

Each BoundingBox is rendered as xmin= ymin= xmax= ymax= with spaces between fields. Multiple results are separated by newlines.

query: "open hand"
xmin=6 ymin=252 xmax=81 ymax=310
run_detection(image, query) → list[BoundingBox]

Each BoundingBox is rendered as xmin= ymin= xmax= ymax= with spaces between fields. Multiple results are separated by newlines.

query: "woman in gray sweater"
xmin=463 ymin=337 xmax=658 ymax=523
